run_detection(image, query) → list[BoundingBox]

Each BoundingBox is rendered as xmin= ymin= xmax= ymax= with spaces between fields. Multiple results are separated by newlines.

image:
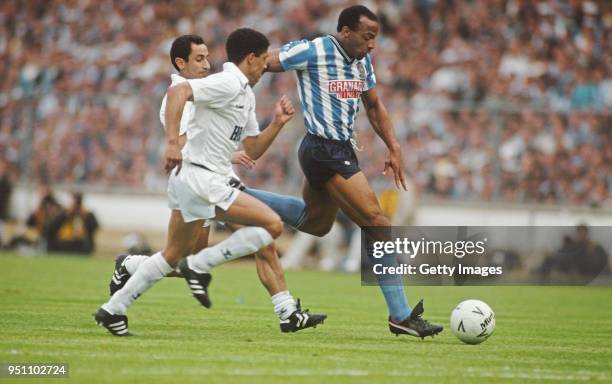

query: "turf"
xmin=0 ymin=253 xmax=611 ymax=384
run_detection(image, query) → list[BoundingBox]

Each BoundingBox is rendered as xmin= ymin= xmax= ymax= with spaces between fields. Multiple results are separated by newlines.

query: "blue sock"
xmin=375 ymin=254 xmax=412 ymax=322
xmin=243 ymin=188 xmax=306 ymax=229
xmin=364 ymin=232 xmax=412 ymax=322
xmin=380 ymin=285 xmax=412 ymax=322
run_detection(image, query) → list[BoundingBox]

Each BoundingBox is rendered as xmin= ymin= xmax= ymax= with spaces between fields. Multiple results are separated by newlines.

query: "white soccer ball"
xmin=450 ymin=299 xmax=495 ymax=344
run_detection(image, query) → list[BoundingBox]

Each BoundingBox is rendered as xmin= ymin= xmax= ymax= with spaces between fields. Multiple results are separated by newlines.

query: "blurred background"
xmin=0 ymin=0 xmax=610 ymax=276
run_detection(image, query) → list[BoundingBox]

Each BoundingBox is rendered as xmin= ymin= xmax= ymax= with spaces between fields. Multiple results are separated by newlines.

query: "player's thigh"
xmin=325 ymin=172 xmax=390 ymax=227
xmin=214 ymin=191 xmax=282 ymax=236
xmin=164 ymin=209 xmax=204 ymax=264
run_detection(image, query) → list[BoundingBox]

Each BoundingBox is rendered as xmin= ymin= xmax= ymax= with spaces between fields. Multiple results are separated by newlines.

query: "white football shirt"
xmin=160 ymin=74 xmax=193 ymax=136
xmin=184 ymin=62 xmax=259 ymax=176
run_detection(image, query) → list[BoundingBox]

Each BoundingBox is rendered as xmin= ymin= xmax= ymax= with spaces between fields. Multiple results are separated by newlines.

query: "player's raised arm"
xmin=361 ymin=88 xmax=408 ymax=190
xmin=266 ymin=40 xmax=315 ymax=73
xmin=242 ymin=95 xmax=295 ymax=160
xmin=265 ymin=49 xmax=285 ymax=73
xmin=164 ymin=82 xmax=193 ymax=175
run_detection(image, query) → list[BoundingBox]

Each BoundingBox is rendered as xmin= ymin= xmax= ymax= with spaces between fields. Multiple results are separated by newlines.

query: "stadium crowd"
xmin=0 ymin=0 xmax=610 ymax=207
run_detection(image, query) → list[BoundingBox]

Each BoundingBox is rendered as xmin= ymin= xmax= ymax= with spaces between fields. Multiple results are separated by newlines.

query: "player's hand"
xmin=273 ymin=95 xmax=295 ymax=125
xmin=231 ymin=150 xmax=256 ymax=169
xmin=382 ymin=149 xmax=408 ymax=191
xmin=164 ymin=140 xmax=182 ymax=175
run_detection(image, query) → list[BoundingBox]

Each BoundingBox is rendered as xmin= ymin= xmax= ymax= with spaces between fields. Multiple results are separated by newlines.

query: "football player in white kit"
xmin=95 ymin=28 xmax=326 ymax=336
xmin=110 ymin=35 xmax=300 ymax=318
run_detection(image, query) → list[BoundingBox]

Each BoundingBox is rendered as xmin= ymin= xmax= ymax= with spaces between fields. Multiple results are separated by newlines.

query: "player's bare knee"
xmin=256 ymin=244 xmax=277 ymax=262
xmin=265 ymin=218 xmax=283 ymax=239
xmin=300 ymin=210 xmax=335 ymax=236
xmin=308 ymin=220 xmax=334 ymax=237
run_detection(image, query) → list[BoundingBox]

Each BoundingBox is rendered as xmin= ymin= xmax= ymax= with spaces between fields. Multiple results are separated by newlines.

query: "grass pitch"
xmin=1 ymin=253 xmax=611 ymax=383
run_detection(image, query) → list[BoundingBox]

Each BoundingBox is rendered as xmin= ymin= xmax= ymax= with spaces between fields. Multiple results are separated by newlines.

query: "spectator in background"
xmin=537 ymin=224 xmax=610 ymax=281
xmin=121 ymin=232 xmax=152 ymax=256
xmin=47 ymin=192 xmax=99 ymax=255
xmin=0 ymin=160 xmax=15 ymax=246
xmin=572 ymin=224 xmax=610 ymax=277
xmin=0 ymin=0 xmax=609 ymax=207
xmin=5 ymin=187 xmax=63 ymax=250
xmin=281 ymin=212 xmax=352 ymax=272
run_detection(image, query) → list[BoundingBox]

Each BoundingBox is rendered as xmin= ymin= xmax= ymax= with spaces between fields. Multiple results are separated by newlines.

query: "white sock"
xmin=187 ymin=227 xmax=273 ymax=273
xmin=271 ymin=290 xmax=297 ymax=321
xmin=124 ymin=254 xmax=181 ymax=275
xmin=103 ymin=252 xmax=173 ymax=315
xmin=123 ymin=255 xmax=150 ymax=275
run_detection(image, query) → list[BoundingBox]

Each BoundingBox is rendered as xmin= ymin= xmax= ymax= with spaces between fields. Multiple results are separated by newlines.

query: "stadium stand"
xmin=0 ymin=0 xmax=610 ymax=206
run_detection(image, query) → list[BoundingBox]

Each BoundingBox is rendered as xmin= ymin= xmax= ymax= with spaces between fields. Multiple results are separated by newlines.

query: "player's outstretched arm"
xmin=361 ymin=88 xmax=408 ymax=190
xmin=265 ymin=49 xmax=285 ymax=73
xmin=164 ymin=82 xmax=193 ymax=175
xmin=242 ymin=95 xmax=295 ymax=160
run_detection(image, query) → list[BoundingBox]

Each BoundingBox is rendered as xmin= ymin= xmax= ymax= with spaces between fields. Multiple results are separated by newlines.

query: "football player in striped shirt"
xmin=260 ymin=5 xmax=443 ymax=339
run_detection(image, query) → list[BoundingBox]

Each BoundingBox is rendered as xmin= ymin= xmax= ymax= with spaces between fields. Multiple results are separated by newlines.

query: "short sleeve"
xmin=244 ymin=93 xmax=259 ymax=137
xmin=363 ymin=54 xmax=377 ymax=91
xmin=188 ymin=74 xmax=240 ymax=108
xmin=244 ymin=108 xmax=259 ymax=137
xmin=159 ymin=95 xmax=167 ymax=127
xmin=279 ymin=39 xmax=316 ymax=71
xmin=159 ymin=95 xmax=192 ymax=135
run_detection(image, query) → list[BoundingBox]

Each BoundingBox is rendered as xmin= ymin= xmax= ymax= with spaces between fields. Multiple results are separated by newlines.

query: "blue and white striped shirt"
xmin=279 ymin=35 xmax=376 ymax=141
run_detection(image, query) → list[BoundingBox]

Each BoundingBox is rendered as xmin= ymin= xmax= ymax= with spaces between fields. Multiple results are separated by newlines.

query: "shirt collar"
xmin=328 ymin=35 xmax=354 ymax=64
xmin=222 ymin=62 xmax=249 ymax=89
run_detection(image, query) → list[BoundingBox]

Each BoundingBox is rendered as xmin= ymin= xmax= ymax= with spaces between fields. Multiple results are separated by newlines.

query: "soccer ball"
xmin=450 ymin=299 xmax=495 ymax=344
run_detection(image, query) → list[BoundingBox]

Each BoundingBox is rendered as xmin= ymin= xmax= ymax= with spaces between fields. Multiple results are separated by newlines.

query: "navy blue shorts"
xmin=298 ymin=133 xmax=361 ymax=189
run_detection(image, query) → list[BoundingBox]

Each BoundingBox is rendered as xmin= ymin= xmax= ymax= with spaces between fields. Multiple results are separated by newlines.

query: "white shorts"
xmin=168 ymin=163 xmax=239 ymax=223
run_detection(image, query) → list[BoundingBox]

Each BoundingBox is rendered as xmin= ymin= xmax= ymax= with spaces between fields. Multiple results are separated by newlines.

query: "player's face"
xmin=346 ymin=17 xmax=379 ymax=59
xmin=248 ymin=51 xmax=269 ymax=86
xmin=181 ymin=43 xmax=210 ymax=79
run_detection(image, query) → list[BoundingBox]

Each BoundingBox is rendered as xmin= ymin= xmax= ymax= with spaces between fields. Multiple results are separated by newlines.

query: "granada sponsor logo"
xmin=328 ymin=80 xmax=364 ymax=99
